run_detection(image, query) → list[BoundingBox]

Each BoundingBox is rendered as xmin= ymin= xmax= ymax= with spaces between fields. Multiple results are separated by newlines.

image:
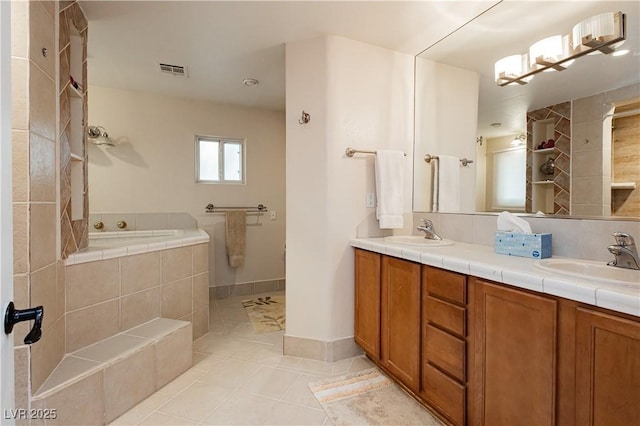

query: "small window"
xmin=196 ymin=136 xmax=245 ymax=184
xmin=492 ymin=147 xmax=526 ymax=210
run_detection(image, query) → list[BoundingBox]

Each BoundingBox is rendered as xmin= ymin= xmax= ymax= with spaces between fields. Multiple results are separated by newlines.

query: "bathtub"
xmin=65 ymin=228 xmax=210 ymax=265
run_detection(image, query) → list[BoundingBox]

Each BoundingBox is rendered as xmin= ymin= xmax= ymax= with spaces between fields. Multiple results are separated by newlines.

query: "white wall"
xmin=414 ymin=58 xmax=479 ymax=213
xmin=88 ymin=86 xmax=285 ymax=288
xmin=285 ymin=35 xmax=414 ymax=345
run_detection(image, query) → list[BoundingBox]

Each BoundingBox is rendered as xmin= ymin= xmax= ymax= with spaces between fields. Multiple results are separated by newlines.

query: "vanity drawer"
xmin=424 ymin=266 xmax=467 ymax=305
xmin=425 ymin=296 xmax=466 ymax=337
xmin=422 ymin=363 xmax=466 ymax=426
xmin=425 ymin=324 xmax=466 ymax=382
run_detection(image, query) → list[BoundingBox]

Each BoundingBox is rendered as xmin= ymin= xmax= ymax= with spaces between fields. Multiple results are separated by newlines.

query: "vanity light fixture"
xmin=495 ymin=11 xmax=625 ymax=86
xmin=87 ymin=125 xmax=115 ymax=147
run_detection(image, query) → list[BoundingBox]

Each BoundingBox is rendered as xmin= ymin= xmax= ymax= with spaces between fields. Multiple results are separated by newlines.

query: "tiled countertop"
xmin=351 ymin=238 xmax=640 ymax=318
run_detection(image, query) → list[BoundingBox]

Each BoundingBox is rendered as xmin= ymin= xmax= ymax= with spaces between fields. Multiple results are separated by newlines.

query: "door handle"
xmin=4 ymin=302 xmax=44 ymax=344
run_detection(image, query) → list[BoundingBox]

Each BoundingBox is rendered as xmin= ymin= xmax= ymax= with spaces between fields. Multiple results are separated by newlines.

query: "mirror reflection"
xmin=414 ymin=1 xmax=640 ymax=218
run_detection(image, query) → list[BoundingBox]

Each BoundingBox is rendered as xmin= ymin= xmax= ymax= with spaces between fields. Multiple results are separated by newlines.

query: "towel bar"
xmin=205 ymin=203 xmax=268 ymax=213
xmin=345 ymin=147 xmax=407 ymax=157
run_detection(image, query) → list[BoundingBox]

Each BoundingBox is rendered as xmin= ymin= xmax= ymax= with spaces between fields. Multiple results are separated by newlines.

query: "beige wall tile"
xmin=121 ymin=252 xmax=161 ymax=295
xmin=12 ymin=130 xmax=28 ymax=202
xmin=13 ymin=203 xmax=28 ymax=274
xmin=121 ymin=287 xmax=161 ymax=331
xmin=38 ymin=1 xmax=55 ymax=19
xmin=29 ymin=202 xmax=57 ymax=271
xmin=11 ymin=275 xmax=34 ymax=345
xmin=104 ymin=345 xmax=156 ymax=423
xmin=30 ymin=263 xmax=57 ymax=331
xmin=41 ymin=371 xmax=104 ymax=426
xmin=192 ymin=272 xmax=209 ymax=311
xmin=193 ymin=243 xmax=208 ymax=274
xmin=14 ymin=347 xmax=29 ymax=410
xmin=192 ymin=307 xmax=209 ymax=340
xmin=59 ymin=8 xmax=70 ymax=50
xmin=12 ymin=275 xmax=30 ymax=346
xmin=135 ymin=213 xmax=168 ymax=230
xmin=29 ymin=63 xmax=55 ymax=141
xmin=66 ymin=299 xmax=120 ymax=352
xmin=30 ymin=321 xmax=60 ymax=393
xmin=155 ymin=326 xmax=193 ymax=389
xmin=11 ymin=58 xmax=28 ymax=131
xmin=56 ymin=260 xmax=65 ymax=324
xmin=161 ymin=278 xmax=192 ymax=320
xmin=161 ymin=246 xmax=192 ymax=283
xmin=29 ymin=1 xmax=55 ymax=79
xmin=29 ymin=133 xmax=56 ymax=202
xmin=10 ymin=0 xmax=28 ymax=58
xmin=66 ymin=258 xmax=119 ymax=311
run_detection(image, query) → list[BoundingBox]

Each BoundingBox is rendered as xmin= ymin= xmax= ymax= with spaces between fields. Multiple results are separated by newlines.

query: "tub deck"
xmin=65 ymin=228 xmax=209 ymax=265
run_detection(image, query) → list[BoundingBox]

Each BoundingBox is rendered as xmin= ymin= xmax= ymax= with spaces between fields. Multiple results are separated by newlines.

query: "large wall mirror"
xmin=414 ymin=1 xmax=640 ymax=219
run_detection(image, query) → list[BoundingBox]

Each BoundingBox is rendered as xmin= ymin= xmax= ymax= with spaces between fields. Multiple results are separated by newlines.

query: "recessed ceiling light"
xmin=490 ymin=122 xmax=502 ymax=128
xmin=243 ymin=78 xmax=259 ymax=87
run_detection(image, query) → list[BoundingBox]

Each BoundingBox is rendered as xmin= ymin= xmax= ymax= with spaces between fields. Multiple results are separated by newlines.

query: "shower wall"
xmin=11 ymin=0 xmax=90 ymax=412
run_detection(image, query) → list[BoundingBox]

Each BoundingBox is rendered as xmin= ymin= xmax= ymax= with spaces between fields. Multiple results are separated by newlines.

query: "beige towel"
xmin=225 ymin=210 xmax=246 ymax=268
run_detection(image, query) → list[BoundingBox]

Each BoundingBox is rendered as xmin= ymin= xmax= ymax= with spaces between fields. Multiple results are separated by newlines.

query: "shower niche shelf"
xmin=530 ymin=120 xmax=556 ymax=214
xmin=611 ymin=182 xmax=637 ymax=190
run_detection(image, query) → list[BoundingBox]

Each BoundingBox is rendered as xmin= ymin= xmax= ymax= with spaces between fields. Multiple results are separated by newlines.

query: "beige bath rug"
xmin=242 ymin=295 xmax=285 ymax=333
xmin=309 ymin=368 xmax=443 ymax=426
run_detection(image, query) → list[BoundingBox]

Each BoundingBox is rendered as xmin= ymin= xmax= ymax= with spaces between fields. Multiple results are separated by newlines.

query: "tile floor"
xmin=110 ymin=292 xmax=376 ymax=425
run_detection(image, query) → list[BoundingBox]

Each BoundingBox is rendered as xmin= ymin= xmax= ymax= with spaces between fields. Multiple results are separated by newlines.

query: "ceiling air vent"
xmin=158 ymin=63 xmax=188 ymax=77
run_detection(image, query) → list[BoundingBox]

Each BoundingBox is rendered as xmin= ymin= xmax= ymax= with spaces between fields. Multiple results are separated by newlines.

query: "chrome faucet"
xmin=607 ymin=232 xmax=640 ymax=270
xmin=417 ymin=219 xmax=442 ymax=240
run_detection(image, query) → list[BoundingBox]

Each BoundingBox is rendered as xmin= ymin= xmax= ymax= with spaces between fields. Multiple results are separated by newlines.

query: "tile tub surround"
xmin=88 ymin=212 xmax=198 ymax=233
xmin=350 ymin=238 xmax=640 ymax=317
xmin=65 ymin=238 xmax=210 ymax=353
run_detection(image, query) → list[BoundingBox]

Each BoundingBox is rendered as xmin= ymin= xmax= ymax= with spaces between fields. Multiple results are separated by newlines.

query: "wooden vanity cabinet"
xmin=354 ymin=249 xmax=381 ymax=360
xmin=421 ymin=266 xmax=468 ymax=426
xmin=574 ymin=307 xmax=640 ymax=426
xmin=469 ymin=278 xmax=557 ymax=426
xmin=381 ymin=256 xmax=421 ymax=392
xmin=353 ymin=249 xmax=640 ymax=426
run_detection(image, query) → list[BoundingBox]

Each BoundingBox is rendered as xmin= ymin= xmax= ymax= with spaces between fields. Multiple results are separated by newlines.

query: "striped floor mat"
xmin=309 ymin=368 xmax=443 ymax=425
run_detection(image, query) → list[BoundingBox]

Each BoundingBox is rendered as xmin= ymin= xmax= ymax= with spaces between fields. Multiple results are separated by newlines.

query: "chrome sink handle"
xmin=612 ymin=232 xmax=634 ymax=247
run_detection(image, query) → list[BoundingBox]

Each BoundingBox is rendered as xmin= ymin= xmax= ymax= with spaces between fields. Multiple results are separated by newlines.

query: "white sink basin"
xmin=383 ymin=236 xmax=454 ymax=247
xmin=534 ymin=258 xmax=640 ymax=287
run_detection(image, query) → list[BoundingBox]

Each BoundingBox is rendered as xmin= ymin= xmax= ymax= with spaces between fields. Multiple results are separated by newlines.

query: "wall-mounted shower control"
xmin=4 ymin=302 xmax=44 ymax=345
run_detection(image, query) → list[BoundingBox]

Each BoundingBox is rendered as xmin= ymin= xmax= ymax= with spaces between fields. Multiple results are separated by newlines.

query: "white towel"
xmin=438 ymin=155 xmax=460 ymax=212
xmin=374 ymin=150 xmax=404 ymax=229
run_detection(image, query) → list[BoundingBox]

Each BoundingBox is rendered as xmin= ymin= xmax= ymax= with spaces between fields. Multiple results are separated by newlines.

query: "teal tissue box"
xmin=494 ymin=231 xmax=552 ymax=259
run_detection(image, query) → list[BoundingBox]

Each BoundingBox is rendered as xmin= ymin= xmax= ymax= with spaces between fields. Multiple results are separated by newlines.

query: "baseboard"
xmin=209 ymin=279 xmax=286 ymax=299
xmin=283 ymin=334 xmax=363 ymax=362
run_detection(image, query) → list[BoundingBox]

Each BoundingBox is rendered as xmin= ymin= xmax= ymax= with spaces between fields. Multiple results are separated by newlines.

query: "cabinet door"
xmin=471 ymin=279 xmax=557 ymax=426
xmin=381 ymin=256 xmax=421 ymax=392
xmin=575 ymin=307 xmax=640 ymax=426
xmin=354 ymin=249 xmax=381 ymax=359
